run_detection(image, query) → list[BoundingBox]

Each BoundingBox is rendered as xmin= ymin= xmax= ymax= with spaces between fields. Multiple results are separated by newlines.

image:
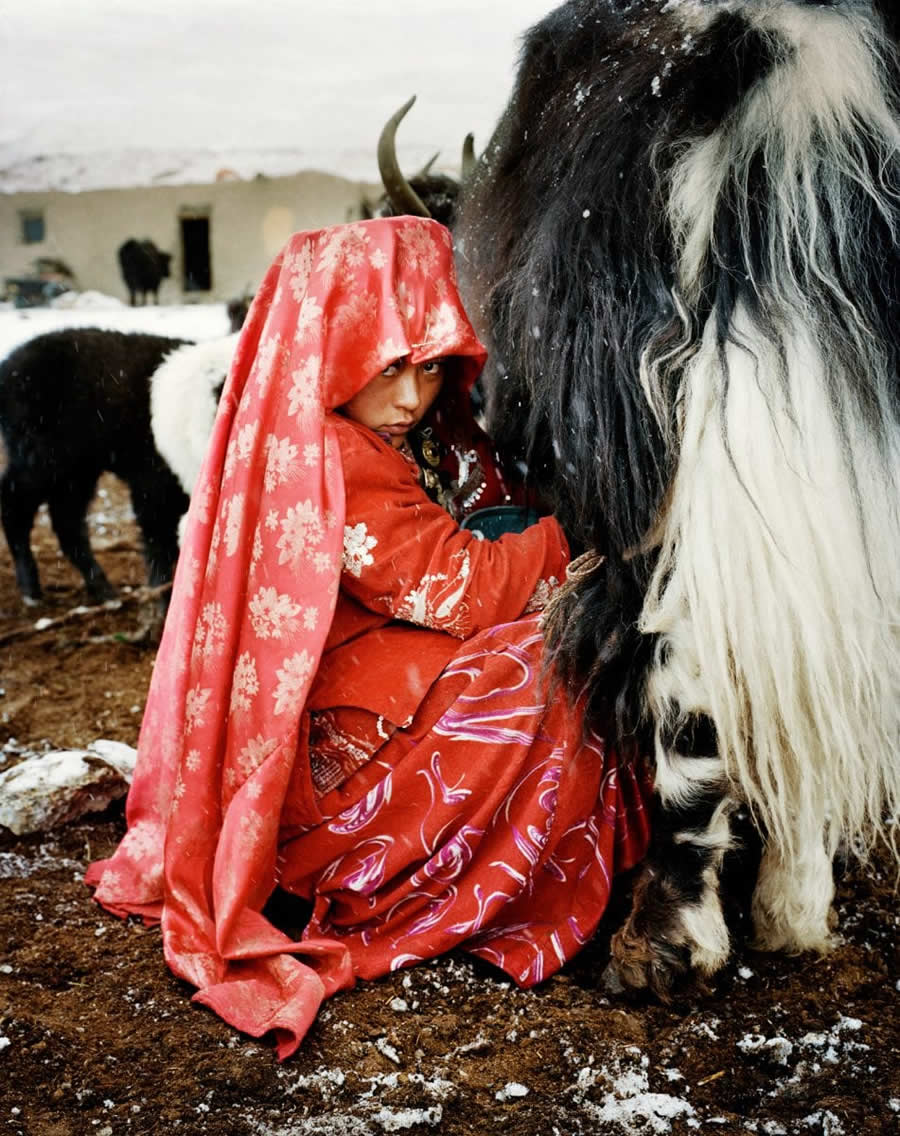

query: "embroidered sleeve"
xmin=334 ymin=419 xmax=569 ymax=638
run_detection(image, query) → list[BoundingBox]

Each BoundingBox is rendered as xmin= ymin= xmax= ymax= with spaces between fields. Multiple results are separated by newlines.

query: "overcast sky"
xmin=0 ymin=0 xmax=553 ymax=190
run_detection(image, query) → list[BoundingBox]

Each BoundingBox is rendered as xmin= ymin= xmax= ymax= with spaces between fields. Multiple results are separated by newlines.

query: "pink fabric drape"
xmin=87 ymin=218 xmax=488 ymax=1056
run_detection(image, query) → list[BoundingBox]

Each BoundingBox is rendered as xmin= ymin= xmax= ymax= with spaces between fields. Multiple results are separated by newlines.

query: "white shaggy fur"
xmin=641 ymin=0 xmax=900 ymax=950
xmin=150 ymin=333 xmax=238 ymax=505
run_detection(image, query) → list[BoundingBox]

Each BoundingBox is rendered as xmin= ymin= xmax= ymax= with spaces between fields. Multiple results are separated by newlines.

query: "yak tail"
xmin=641 ymin=0 xmax=900 ymax=866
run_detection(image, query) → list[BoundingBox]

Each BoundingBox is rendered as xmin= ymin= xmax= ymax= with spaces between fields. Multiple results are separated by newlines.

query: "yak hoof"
xmin=608 ymin=923 xmax=707 ymax=1002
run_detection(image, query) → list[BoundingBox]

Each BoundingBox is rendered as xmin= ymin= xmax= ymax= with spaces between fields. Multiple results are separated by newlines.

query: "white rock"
xmin=0 ymin=741 xmax=137 ymax=835
xmin=495 ymin=1082 xmax=529 ymax=1101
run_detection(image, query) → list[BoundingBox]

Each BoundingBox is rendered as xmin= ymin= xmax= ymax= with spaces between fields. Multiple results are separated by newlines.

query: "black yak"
xmin=117 ymin=239 xmax=172 ymax=306
xmin=456 ymin=0 xmax=900 ymax=996
xmin=0 ymin=329 xmax=235 ymax=605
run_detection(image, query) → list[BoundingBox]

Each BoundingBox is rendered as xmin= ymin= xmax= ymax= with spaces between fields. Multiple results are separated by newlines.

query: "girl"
xmin=87 ymin=216 xmax=651 ymax=1059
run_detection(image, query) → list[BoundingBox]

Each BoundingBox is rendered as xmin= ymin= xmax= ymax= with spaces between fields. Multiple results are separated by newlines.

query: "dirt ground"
xmin=0 ymin=476 xmax=897 ymax=1136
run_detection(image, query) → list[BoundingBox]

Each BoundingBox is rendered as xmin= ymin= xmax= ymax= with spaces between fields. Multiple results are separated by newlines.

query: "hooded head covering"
xmin=88 ymin=217 xmax=491 ymax=1055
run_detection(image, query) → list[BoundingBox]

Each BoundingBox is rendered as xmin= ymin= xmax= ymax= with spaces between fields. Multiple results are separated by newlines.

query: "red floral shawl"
xmin=87 ymin=217 xmax=489 ymax=1053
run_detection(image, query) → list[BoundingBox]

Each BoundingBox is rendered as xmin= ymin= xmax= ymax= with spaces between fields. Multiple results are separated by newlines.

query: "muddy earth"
xmin=0 ymin=476 xmax=897 ymax=1136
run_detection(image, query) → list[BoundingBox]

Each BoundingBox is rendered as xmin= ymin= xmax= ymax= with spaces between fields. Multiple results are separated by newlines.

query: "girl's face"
xmin=341 ymin=357 xmax=446 ymax=447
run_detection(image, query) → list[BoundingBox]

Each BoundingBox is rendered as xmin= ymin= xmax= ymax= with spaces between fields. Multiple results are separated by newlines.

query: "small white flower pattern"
xmin=223 ymin=493 xmax=245 ymax=558
xmin=230 ymin=652 xmax=260 ymax=715
xmin=277 ymin=500 xmax=325 ymax=567
xmin=249 ymin=586 xmax=302 ymax=639
xmin=224 ymin=419 xmax=260 ymax=479
xmin=342 ymin=522 xmax=377 ymax=577
xmin=287 ymin=355 xmax=321 ymax=420
xmin=286 ymin=242 xmax=314 ymax=301
xmin=273 ymin=650 xmax=314 ymax=715
xmin=184 ymin=686 xmax=212 ymax=733
xmin=193 ymin=601 xmax=228 ymax=657
xmin=263 ymin=434 xmax=299 ymax=492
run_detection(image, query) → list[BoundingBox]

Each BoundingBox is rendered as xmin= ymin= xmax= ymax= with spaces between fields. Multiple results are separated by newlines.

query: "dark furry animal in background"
xmin=362 ymin=95 xmax=475 ymax=228
xmin=0 ymin=329 xmax=190 ymax=604
xmin=226 ymin=293 xmax=253 ymax=333
xmin=457 ymin=0 xmax=900 ymax=996
xmin=117 ymin=239 xmax=172 ymax=306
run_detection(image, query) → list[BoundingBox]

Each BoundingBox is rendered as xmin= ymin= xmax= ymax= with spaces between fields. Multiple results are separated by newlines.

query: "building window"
xmin=20 ymin=210 xmax=45 ymax=244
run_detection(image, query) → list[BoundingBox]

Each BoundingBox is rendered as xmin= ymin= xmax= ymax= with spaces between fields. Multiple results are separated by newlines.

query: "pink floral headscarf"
xmin=87 ymin=216 xmax=487 ymax=1056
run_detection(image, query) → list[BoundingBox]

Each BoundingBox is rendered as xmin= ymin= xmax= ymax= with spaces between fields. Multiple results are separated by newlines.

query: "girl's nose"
xmin=393 ymin=368 xmax=421 ymax=411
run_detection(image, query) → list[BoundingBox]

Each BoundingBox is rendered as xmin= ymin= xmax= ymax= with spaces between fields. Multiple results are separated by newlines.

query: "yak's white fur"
xmin=677 ymin=798 xmax=735 ymax=974
xmin=641 ymin=2 xmax=900 ymax=933
xmin=150 ymin=333 xmax=238 ymax=500
xmin=751 ymin=829 xmax=836 ymax=954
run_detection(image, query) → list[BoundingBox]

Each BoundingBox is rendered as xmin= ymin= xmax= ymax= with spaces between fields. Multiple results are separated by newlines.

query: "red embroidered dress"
xmin=87 ymin=217 xmax=651 ymax=1059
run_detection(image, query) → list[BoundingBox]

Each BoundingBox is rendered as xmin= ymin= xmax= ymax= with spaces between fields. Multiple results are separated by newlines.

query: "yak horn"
xmin=461 ymin=133 xmax=476 ymax=180
xmin=415 ymin=152 xmax=441 ymax=179
xmin=377 ymin=95 xmax=431 ymax=218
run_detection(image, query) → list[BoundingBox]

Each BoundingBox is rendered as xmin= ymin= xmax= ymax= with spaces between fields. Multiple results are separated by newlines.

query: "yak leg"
xmin=46 ymin=476 xmax=116 ymax=602
xmin=611 ymin=713 xmax=736 ymax=998
xmin=0 ymin=469 xmax=45 ymax=604
xmin=126 ymin=464 xmax=187 ymax=604
xmin=751 ymin=824 xmax=835 ymax=956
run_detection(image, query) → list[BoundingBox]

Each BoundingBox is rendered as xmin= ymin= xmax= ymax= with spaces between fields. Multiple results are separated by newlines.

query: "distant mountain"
xmin=0 ymin=146 xmax=385 ymax=195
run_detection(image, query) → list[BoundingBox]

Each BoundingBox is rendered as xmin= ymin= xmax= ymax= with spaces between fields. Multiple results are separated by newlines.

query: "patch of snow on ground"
xmin=0 ymin=301 xmax=234 ymax=362
xmin=0 ymin=843 xmax=87 ymax=879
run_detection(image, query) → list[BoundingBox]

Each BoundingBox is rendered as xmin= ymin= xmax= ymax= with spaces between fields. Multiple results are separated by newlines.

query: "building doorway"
xmin=180 ymin=213 xmax=211 ymax=292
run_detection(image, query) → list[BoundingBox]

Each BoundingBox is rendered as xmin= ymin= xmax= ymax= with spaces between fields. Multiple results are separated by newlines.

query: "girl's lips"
xmin=381 ymin=423 xmax=413 ymax=435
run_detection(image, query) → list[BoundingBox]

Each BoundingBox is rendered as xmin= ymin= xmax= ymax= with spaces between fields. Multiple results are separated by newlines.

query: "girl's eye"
xmin=381 ymin=359 xmax=403 ymax=377
xmin=422 ymin=360 xmax=445 ymax=377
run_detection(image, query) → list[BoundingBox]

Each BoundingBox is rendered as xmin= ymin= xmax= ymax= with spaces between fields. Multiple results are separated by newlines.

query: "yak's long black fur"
xmin=456 ymin=0 xmax=900 ymax=739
